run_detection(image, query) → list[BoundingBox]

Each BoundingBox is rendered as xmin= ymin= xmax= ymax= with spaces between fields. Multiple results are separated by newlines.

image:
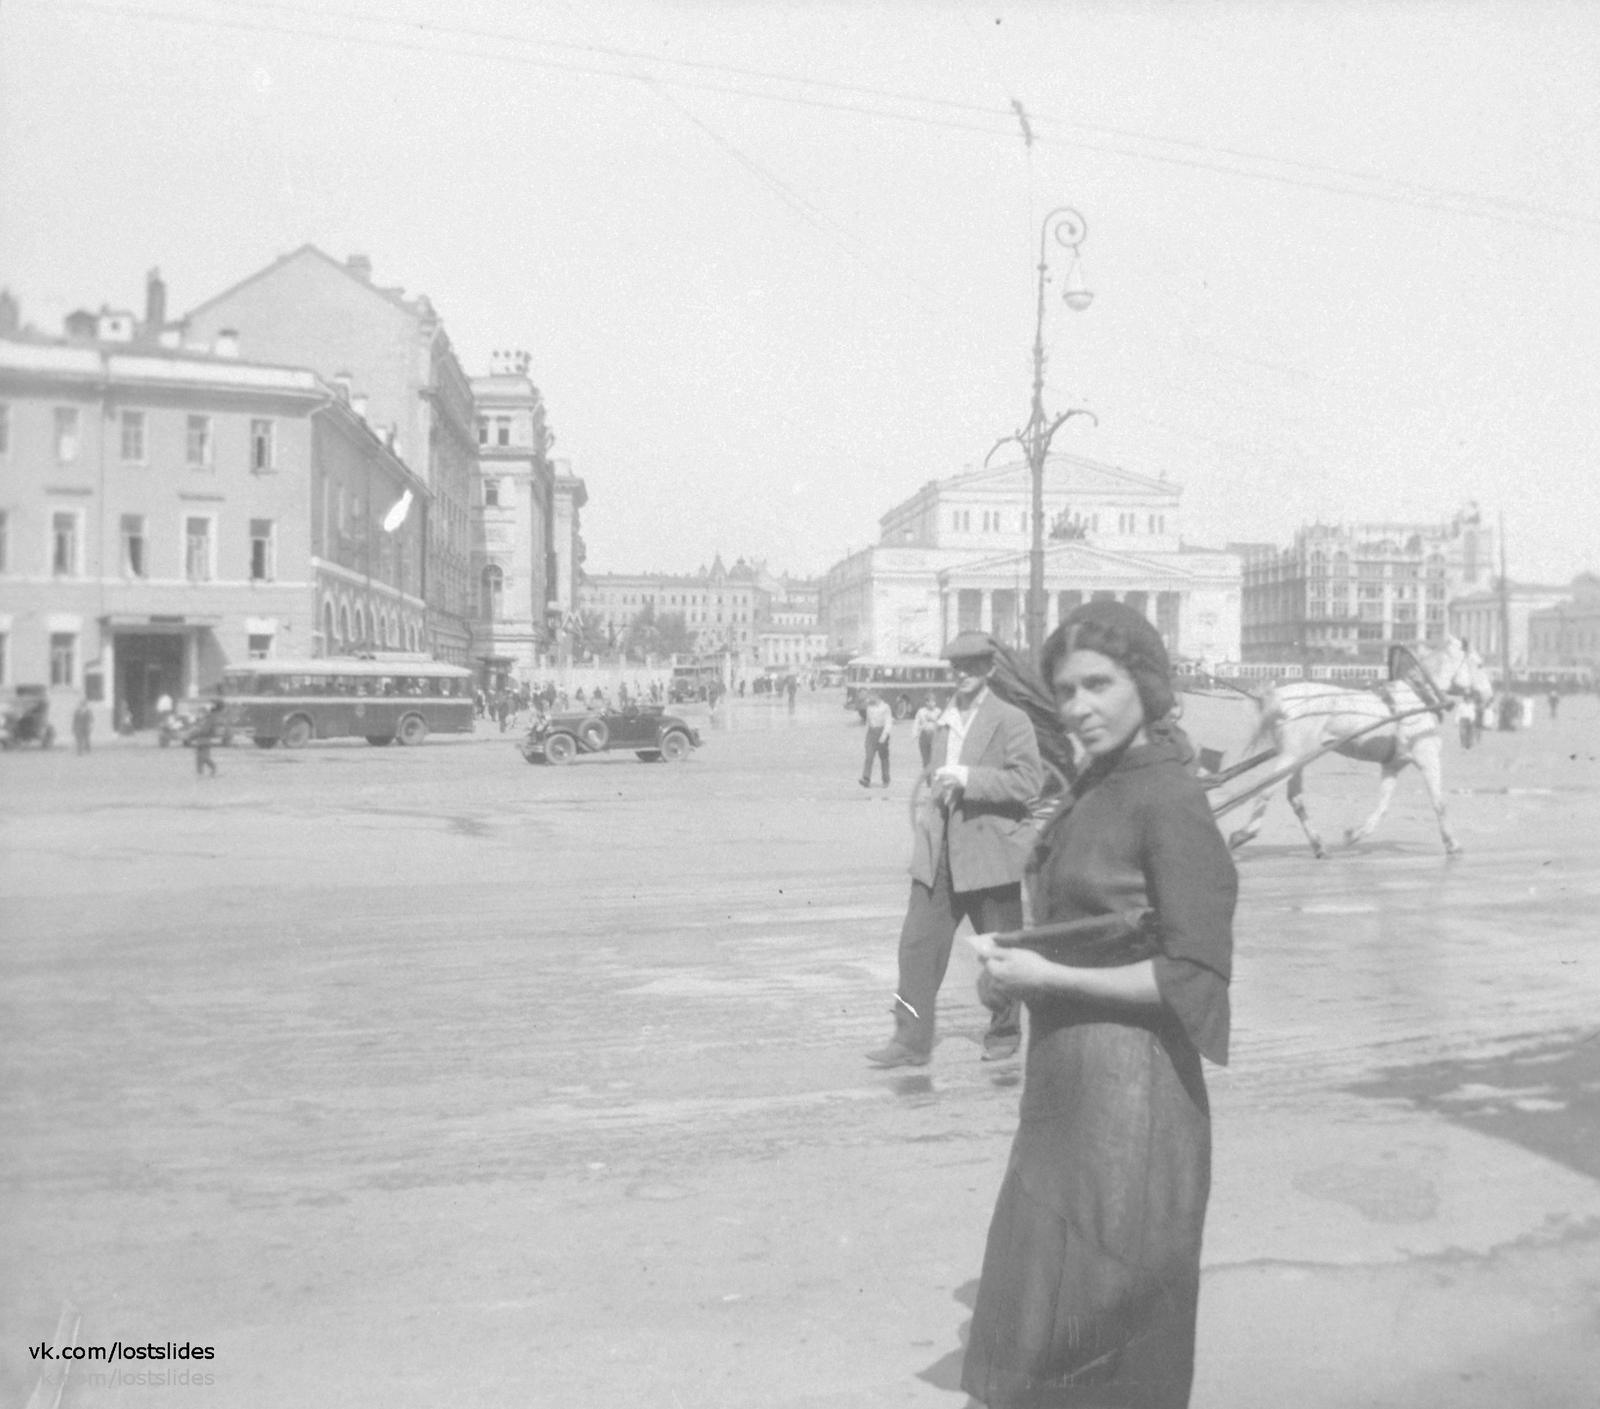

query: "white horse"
xmin=1226 ymin=637 xmax=1494 ymax=858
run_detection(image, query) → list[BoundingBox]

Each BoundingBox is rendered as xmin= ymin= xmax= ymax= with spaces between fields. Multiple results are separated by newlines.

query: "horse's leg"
xmin=1412 ymin=736 xmax=1462 ymax=856
xmin=1285 ymin=768 xmax=1327 ymax=859
xmin=1227 ymin=788 xmax=1275 ymax=851
xmin=1345 ymin=761 xmax=1403 ymax=847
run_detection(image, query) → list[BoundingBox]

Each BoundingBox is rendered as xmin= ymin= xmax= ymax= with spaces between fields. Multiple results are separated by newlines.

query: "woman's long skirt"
xmin=962 ymin=1007 xmax=1212 ymax=1409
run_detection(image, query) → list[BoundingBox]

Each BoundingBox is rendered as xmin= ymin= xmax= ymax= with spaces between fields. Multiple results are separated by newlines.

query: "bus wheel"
xmin=282 ymin=715 xmax=313 ymax=749
xmin=253 ymin=736 xmax=279 ymax=749
xmin=545 ymin=732 xmax=577 ymax=764
xmin=397 ymin=714 xmax=428 ymax=747
xmin=366 ymin=735 xmax=394 ymax=746
xmin=660 ymin=730 xmax=691 ymax=762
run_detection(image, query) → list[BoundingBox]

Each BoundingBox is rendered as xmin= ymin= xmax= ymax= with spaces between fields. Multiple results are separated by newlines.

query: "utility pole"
xmin=1498 ymin=510 xmax=1512 ymax=684
xmin=988 ymin=208 xmax=1095 ymax=656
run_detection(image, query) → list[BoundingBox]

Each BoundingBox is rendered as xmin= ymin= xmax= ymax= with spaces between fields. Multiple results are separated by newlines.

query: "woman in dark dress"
xmin=962 ymin=601 xmax=1237 ymax=1409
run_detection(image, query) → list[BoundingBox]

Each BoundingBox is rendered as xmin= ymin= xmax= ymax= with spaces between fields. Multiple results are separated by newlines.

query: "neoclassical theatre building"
xmin=820 ymin=453 xmax=1241 ymax=662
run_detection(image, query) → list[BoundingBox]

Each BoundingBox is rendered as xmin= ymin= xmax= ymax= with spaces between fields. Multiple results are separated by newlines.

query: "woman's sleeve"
xmin=1142 ymin=779 xmax=1238 ymax=1065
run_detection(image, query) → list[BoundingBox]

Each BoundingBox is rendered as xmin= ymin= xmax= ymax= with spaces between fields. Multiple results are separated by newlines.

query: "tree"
xmin=622 ymin=604 xmax=696 ymax=661
xmin=571 ymin=609 xmax=610 ymax=662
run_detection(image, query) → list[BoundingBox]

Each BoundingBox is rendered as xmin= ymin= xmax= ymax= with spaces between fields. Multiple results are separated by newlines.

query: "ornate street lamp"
xmin=987 ymin=206 xmax=1096 ymax=656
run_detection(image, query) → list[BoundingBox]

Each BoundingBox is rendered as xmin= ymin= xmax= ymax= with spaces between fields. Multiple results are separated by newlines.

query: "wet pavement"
xmin=2 ymin=691 xmax=1597 ymax=1407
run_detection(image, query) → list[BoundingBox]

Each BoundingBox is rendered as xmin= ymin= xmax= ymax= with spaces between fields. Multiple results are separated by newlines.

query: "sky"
xmin=4 ymin=0 xmax=1599 ymax=583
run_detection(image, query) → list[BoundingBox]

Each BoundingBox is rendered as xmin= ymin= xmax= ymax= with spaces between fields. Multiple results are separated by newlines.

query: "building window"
xmin=185 ymin=516 xmax=212 ymax=582
xmin=52 ymin=512 xmax=79 ymax=576
xmin=50 ymin=632 xmax=76 ymax=687
xmin=250 ymin=519 xmax=274 ymax=582
xmin=248 ymin=633 xmax=273 ymax=660
xmin=496 ymin=417 xmax=511 ymax=447
xmin=121 ymin=514 xmax=147 ymax=578
xmin=0 ymin=510 xmax=8 ymax=573
xmin=482 ymin=565 xmax=504 ymax=620
xmin=477 ymin=418 xmax=489 ymax=446
xmin=186 ymin=415 xmax=212 ymax=468
xmin=55 ymin=407 xmax=79 ymax=461
xmin=0 ymin=403 xmax=10 ymax=455
xmin=484 ymin=478 xmax=499 ymax=507
xmin=120 ymin=410 xmax=146 ymax=462
xmin=250 ymin=419 xmax=275 ymax=472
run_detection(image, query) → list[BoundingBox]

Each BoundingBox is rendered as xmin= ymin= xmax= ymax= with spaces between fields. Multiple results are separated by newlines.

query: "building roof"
xmin=184 ymin=244 xmax=437 ymax=324
xmin=0 ymin=334 xmax=323 ymax=394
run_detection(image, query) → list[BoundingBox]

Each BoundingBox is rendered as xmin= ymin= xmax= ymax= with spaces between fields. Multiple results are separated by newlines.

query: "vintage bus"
xmin=843 ymin=656 xmax=957 ymax=720
xmin=219 ymin=658 xmax=476 ymax=747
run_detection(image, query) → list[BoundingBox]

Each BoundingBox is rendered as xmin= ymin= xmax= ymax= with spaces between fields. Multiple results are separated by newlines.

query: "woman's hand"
xmin=978 ymin=943 xmax=1060 ymax=995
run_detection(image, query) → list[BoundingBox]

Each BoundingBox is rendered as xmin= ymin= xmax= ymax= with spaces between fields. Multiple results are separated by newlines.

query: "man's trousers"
xmin=892 ymin=850 xmax=1022 ymax=1055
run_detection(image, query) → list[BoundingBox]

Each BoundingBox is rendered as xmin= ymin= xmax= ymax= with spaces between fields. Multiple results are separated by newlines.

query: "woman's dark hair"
xmin=1041 ymin=600 xmax=1177 ymax=724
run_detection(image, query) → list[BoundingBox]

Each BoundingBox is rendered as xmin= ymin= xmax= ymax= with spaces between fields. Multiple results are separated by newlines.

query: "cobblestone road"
xmin=3 ymin=693 xmax=1597 ymax=1407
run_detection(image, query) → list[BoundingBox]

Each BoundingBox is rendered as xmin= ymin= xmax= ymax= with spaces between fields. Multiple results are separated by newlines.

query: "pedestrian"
xmin=72 ymin=697 xmax=93 ymax=754
xmin=575 ymin=686 xmax=587 ymax=708
xmin=961 ymin=601 xmax=1236 ymax=1409
xmin=786 ymin=676 xmax=798 ymax=712
xmin=155 ymin=690 xmax=174 ymax=730
xmin=1548 ymin=688 xmax=1561 ymax=721
xmin=497 ymin=693 xmax=510 ymax=733
xmin=866 ymin=633 xmax=1042 ymax=1068
xmin=859 ymin=691 xmax=893 ymax=787
xmin=912 ymin=694 xmax=940 ymax=770
xmin=191 ymin=701 xmax=222 ymax=777
xmin=116 ymin=699 xmax=133 ymax=735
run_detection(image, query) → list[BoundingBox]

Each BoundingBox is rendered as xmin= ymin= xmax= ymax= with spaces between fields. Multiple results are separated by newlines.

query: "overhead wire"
xmin=25 ymin=0 xmax=1600 ymax=241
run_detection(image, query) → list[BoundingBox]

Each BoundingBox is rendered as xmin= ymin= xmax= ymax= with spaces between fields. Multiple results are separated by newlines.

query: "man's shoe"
xmin=858 ymin=777 xmax=871 ymax=788
xmin=866 ymin=1041 xmax=931 ymax=1068
xmin=981 ymin=1036 xmax=1021 ymax=1062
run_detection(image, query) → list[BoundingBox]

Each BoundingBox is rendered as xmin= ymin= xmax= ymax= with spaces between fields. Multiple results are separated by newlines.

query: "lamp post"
xmin=989 ymin=206 xmax=1095 ymax=656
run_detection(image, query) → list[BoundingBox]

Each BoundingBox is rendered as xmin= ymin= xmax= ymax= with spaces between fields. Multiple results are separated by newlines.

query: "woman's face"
xmin=1052 ymin=648 xmax=1148 ymax=757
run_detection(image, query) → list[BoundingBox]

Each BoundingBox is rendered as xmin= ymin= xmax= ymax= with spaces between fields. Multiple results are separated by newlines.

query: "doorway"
xmin=115 ymin=632 xmax=185 ymax=729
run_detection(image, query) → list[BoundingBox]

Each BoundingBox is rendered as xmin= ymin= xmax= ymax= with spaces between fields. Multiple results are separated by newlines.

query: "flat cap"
xmin=941 ymin=630 xmax=1000 ymax=662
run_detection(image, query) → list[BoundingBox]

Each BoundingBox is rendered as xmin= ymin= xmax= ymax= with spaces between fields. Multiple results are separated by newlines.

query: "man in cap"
xmin=867 ymin=631 xmax=1044 ymax=1067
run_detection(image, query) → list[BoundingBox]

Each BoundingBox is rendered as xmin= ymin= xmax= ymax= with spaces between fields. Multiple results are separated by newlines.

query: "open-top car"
xmin=521 ymin=706 xmax=701 ymax=764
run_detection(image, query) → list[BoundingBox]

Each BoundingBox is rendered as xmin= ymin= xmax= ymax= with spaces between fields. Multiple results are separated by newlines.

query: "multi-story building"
xmin=470 ymin=351 xmax=554 ymax=692
xmin=1452 ymin=579 xmax=1576 ymax=672
xmin=0 ymin=309 xmax=428 ymax=731
xmin=580 ymin=554 xmax=769 ymax=659
xmin=1527 ymin=574 xmax=1600 ymax=673
xmin=1237 ymin=511 xmax=1494 ymax=663
xmin=820 ymin=453 xmax=1240 ymax=662
xmin=182 ymin=247 xmax=477 ymax=662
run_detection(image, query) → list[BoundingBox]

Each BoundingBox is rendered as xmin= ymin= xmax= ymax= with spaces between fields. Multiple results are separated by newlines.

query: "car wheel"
xmin=397 ymin=714 xmax=428 ymax=746
xmin=578 ymin=716 xmax=609 ymax=752
xmin=635 ymin=750 xmax=662 ymax=762
xmin=660 ymin=730 xmax=691 ymax=762
xmin=282 ymin=715 xmax=314 ymax=749
xmin=253 ymin=736 xmax=279 ymax=749
xmin=366 ymin=735 xmax=394 ymax=746
xmin=545 ymin=732 xmax=577 ymax=764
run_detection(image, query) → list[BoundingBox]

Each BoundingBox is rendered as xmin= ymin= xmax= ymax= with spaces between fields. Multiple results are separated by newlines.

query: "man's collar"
xmin=941 ymin=684 xmax=988 ymax=723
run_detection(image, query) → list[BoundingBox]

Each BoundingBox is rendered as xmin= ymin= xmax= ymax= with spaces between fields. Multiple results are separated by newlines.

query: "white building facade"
xmin=820 ymin=454 xmax=1240 ymax=662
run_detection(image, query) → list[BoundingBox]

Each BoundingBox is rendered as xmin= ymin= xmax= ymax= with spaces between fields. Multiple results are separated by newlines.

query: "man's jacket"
xmin=911 ymin=690 xmax=1044 ymax=894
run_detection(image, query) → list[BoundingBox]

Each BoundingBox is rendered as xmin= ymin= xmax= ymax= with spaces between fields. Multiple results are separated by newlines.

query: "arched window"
xmin=482 ymin=565 xmax=504 ymax=620
xmin=338 ymin=605 xmax=350 ymax=648
xmin=353 ymin=607 xmax=366 ymax=645
xmin=322 ymin=601 xmax=335 ymax=657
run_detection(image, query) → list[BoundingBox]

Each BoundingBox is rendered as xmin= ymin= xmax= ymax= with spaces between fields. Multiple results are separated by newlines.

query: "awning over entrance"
xmin=101 ymin=614 xmax=223 ymax=633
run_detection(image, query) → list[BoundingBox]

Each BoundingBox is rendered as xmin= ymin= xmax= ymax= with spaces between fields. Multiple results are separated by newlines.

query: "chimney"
xmin=332 ymin=370 xmax=353 ymax=403
xmin=352 ymin=393 xmax=369 ymax=422
xmin=346 ymin=254 xmax=372 ymax=282
xmin=145 ymin=268 xmax=167 ymax=330
xmin=214 ymin=329 xmax=240 ymax=358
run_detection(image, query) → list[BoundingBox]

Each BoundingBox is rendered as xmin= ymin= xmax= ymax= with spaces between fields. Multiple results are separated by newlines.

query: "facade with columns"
xmin=820 ymin=453 xmax=1240 ymax=662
